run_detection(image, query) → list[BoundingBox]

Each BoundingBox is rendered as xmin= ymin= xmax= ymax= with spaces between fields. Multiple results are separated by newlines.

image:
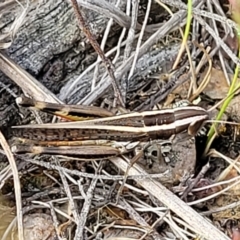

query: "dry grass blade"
xmin=189 ymin=43 xmax=212 ymax=101
xmin=0 ymin=0 xmax=29 ymax=49
xmin=0 ymin=52 xmax=61 ymax=103
xmin=0 ymin=131 xmax=23 ymax=240
xmin=78 ymin=9 xmax=189 ymax=106
xmin=111 ymin=157 xmax=230 ymax=240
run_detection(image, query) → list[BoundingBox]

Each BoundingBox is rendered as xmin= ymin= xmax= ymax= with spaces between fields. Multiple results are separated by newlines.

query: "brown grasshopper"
xmin=11 ymin=96 xmax=209 ymax=158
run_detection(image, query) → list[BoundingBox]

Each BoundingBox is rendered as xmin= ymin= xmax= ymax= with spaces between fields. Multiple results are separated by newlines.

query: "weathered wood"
xmin=1 ymin=0 xmax=126 ymax=128
xmin=0 ymin=0 xmax=177 ymax=128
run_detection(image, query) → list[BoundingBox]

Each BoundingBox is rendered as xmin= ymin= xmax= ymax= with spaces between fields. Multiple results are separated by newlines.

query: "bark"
xmin=0 ymin=0 xmax=177 ymax=128
xmin=1 ymin=0 xmax=125 ymax=128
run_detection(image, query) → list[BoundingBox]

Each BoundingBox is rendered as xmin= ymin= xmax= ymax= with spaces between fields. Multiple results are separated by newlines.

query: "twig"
xmin=116 ymin=151 xmax=144 ymax=202
xmin=77 ymin=177 xmax=98 ymax=239
xmin=201 ymin=200 xmax=240 ymax=216
xmin=0 ymin=81 xmax=17 ymax=97
xmin=121 ymin=0 xmax=139 ymax=100
xmin=117 ymin=198 xmax=161 ymax=239
xmin=59 ymin=33 xmax=139 ymax=102
xmin=70 ymin=0 xmax=124 ymax=107
xmin=22 ymin=156 xmax=169 ymax=180
xmin=92 ymin=0 xmax=122 ymax=91
xmin=206 ymin=0 xmax=231 ymax=86
xmin=196 ymin=15 xmax=240 ymax=65
xmin=72 ymin=0 xmax=160 ymax=33
xmin=187 ymin=177 xmax=240 ymax=207
xmin=124 ymin=0 xmax=139 ymax=61
xmin=78 ymin=7 xmax=189 ymax=106
xmin=118 ymin=198 xmax=151 ymax=227
xmin=160 ymin=0 xmax=240 ymax=65
xmin=48 ymin=202 xmax=63 ymax=240
xmin=180 ymin=162 xmax=211 ymax=200
xmin=134 ymin=66 xmax=187 ymax=111
xmin=160 ymin=0 xmax=238 ymax=32
xmin=60 ymin=170 xmax=80 ymax=220
xmin=111 ymin=156 xmax=230 ymax=240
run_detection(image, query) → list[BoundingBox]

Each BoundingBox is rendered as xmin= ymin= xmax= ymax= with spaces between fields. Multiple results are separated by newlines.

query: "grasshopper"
xmin=11 ymin=96 xmax=209 ymax=158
